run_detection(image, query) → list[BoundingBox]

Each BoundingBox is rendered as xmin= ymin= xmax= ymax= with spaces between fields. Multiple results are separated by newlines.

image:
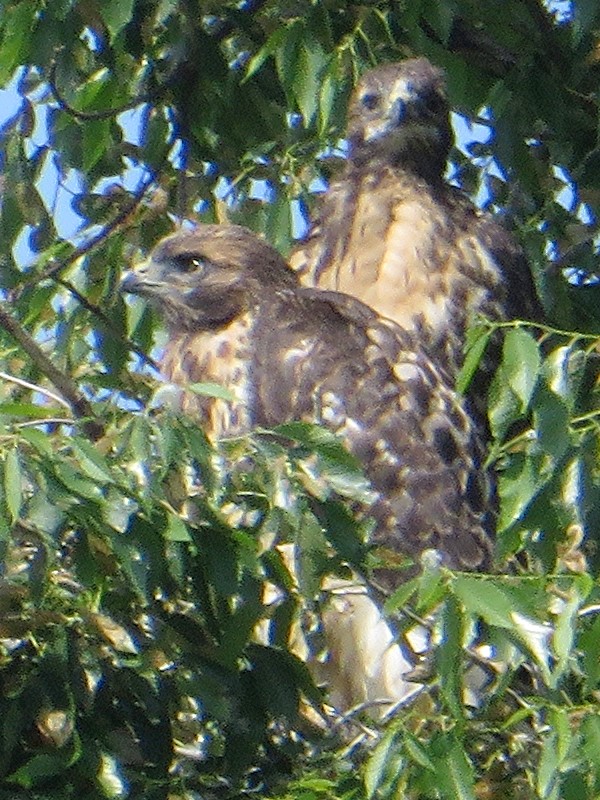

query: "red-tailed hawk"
xmin=290 ymin=58 xmax=541 ymax=395
xmin=121 ymin=223 xmax=493 ymax=589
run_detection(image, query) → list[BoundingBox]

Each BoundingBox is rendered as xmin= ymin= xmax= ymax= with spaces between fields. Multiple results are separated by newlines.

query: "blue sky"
xmin=0 ymin=9 xmax=586 ymax=268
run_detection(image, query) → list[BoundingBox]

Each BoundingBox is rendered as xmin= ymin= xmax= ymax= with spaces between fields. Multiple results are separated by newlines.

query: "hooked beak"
xmin=120 ymin=270 xmax=144 ymax=294
xmin=120 ymin=263 xmax=165 ymax=296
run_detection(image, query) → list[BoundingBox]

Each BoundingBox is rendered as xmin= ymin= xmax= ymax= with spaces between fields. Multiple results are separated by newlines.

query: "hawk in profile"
xmin=290 ymin=58 xmax=541 ymax=394
xmin=121 ymin=223 xmax=493 ymax=587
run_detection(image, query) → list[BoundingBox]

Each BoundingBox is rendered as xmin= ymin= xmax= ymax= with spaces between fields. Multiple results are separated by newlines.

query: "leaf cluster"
xmin=2 ymin=1 xmax=600 ymax=798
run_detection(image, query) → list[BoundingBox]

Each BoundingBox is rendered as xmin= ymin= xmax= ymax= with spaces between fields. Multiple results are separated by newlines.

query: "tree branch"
xmin=0 ymin=306 xmax=103 ymax=440
xmin=25 ymin=174 xmax=155 ymax=287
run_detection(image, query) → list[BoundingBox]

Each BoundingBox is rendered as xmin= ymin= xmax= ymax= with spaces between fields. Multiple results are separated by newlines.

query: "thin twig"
xmin=23 ymin=174 xmax=155 ymax=287
xmin=0 ymin=305 xmax=103 ymax=439
xmin=15 ymin=418 xmax=75 ymax=429
xmin=0 ymin=370 xmax=71 ymax=410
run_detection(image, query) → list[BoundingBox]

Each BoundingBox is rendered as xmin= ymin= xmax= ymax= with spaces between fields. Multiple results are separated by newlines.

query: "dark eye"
xmin=173 ymin=254 xmax=207 ymax=274
xmin=361 ymin=93 xmax=380 ymax=111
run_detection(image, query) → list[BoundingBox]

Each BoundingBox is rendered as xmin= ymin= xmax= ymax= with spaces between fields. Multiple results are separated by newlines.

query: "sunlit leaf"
xmin=4 ymin=447 xmax=22 ymax=522
xmin=364 ymin=726 xmax=404 ymax=799
xmin=90 ymin=612 xmax=139 ymax=654
xmin=164 ymin=512 xmax=191 ymax=542
xmin=502 ymin=328 xmax=541 ymax=411
xmin=99 ymin=0 xmax=135 ymax=40
xmin=457 ymin=324 xmax=492 ymax=394
xmin=188 ymin=382 xmax=237 ymax=402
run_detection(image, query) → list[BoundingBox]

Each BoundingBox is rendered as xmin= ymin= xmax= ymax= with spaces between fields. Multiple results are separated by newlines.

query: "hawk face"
xmin=347 ymin=58 xmax=452 ymax=176
xmin=121 ymin=224 xmax=296 ymax=332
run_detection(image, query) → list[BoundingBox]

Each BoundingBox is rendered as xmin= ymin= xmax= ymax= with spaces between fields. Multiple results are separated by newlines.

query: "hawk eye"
xmin=361 ymin=93 xmax=380 ymax=111
xmin=173 ymin=254 xmax=207 ymax=274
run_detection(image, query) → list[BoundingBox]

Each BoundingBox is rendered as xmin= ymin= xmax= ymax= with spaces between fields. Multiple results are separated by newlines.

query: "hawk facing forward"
xmin=290 ymin=58 xmax=541 ymax=388
xmin=121 ymin=223 xmax=493 ymax=585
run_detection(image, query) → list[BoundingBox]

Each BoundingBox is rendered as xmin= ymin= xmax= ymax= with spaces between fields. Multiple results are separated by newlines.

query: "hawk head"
xmin=121 ymin=224 xmax=296 ymax=331
xmin=347 ymin=58 xmax=452 ymax=177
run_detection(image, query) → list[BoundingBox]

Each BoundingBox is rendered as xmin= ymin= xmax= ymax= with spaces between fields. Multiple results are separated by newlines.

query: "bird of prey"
xmin=290 ymin=58 xmax=541 ymax=393
xmin=121 ymin=223 xmax=493 ymax=590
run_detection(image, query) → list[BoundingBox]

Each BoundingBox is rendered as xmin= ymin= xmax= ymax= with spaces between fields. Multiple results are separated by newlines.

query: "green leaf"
xmin=99 ymin=0 xmax=135 ymax=40
xmin=0 ymin=1 xmax=36 ymax=82
xmin=53 ymin=462 xmax=103 ymax=500
xmin=543 ymin=345 xmax=583 ymax=410
xmin=537 ymin=731 xmax=559 ymax=798
xmin=456 ymin=325 xmax=492 ymax=394
xmin=4 ymin=447 xmax=22 ymax=522
xmin=0 ymin=402 xmax=62 ymax=418
xmin=220 ymin=575 xmax=263 ymax=663
xmin=275 ymin=21 xmax=303 ymax=105
xmin=502 ymin=328 xmax=540 ymax=411
xmin=437 ymin=595 xmax=464 ymax=720
xmin=247 ymin=644 xmax=312 ymax=719
xmin=384 ymin=577 xmax=418 ymax=614
xmin=316 ymin=500 xmax=367 ymax=566
xmin=416 ymin=549 xmax=444 ymax=610
xmin=294 ymin=38 xmax=328 ymax=126
xmin=296 ymin=510 xmax=328 ymax=597
xmin=75 ymin=67 xmax=111 ymax=109
xmin=572 ymin=0 xmax=600 ymax=43
xmin=82 ymin=118 xmax=111 ymax=172
xmin=425 ymin=0 xmax=457 ymax=45
xmin=549 ymin=707 xmax=572 ymax=765
xmin=188 ymin=382 xmax=237 ymax=402
xmin=244 ymin=25 xmax=290 ymax=82
xmin=364 ymin=726 xmax=404 ymax=799
xmin=452 ymin=575 xmax=519 ymax=628
xmin=552 ymin=586 xmax=581 ymax=683
xmin=264 ymin=193 xmax=294 ymax=256
xmin=164 ymin=513 xmax=191 ymax=542
xmin=8 ymin=751 xmax=76 ymax=788
xmin=71 ymin=440 xmax=115 ymax=485
xmin=403 ymin=728 xmax=436 ymax=770
xmin=318 ymin=61 xmax=337 ymax=135
xmin=532 ymin=386 xmax=570 ymax=463
xmin=487 ymin=368 xmax=521 ymax=441
xmin=432 ymin=734 xmax=476 ymax=800
xmin=497 ymin=453 xmax=545 ymax=532
xmin=580 ymin=614 xmax=600 ymax=691
xmin=582 ymin=714 xmax=600 ymax=772
xmin=145 ymin=108 xmax=170 ymax=169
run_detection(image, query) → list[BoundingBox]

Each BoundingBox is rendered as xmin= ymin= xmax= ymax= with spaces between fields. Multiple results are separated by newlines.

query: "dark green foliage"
xmin=2 ymin=1 xmax=600 ymax=797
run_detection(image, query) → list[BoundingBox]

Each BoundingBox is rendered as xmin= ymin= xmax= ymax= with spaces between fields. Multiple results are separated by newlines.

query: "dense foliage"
xmin=2 ymin=1 xmax=600 ymax=798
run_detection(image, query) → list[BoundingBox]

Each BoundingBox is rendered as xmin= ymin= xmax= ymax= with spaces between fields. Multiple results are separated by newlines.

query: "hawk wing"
xmin=166 ymin=284 xmax=494 ymax=584
xmin=121 ymin=223 xmax=496 ymax=717
xmin=122 ymin=224 xmax=494 ymax=582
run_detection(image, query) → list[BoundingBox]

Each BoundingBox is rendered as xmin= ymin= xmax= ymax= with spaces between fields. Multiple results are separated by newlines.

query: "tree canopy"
xmin=2 ymin=1 xmax=600 ymax=798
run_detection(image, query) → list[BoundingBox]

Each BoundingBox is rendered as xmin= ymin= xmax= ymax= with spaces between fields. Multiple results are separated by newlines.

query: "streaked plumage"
xmin=121 ymin=224 xmax=493 ymax=589
xmin=290 ymin=58 xmax=541 ymax=395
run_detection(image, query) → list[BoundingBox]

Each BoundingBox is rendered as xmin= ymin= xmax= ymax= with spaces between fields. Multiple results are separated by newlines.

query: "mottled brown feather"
xmin=122 ymin=224 xmax=494 ymax=588
xmin=290 ymin=59 xmax=541 ymax=394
